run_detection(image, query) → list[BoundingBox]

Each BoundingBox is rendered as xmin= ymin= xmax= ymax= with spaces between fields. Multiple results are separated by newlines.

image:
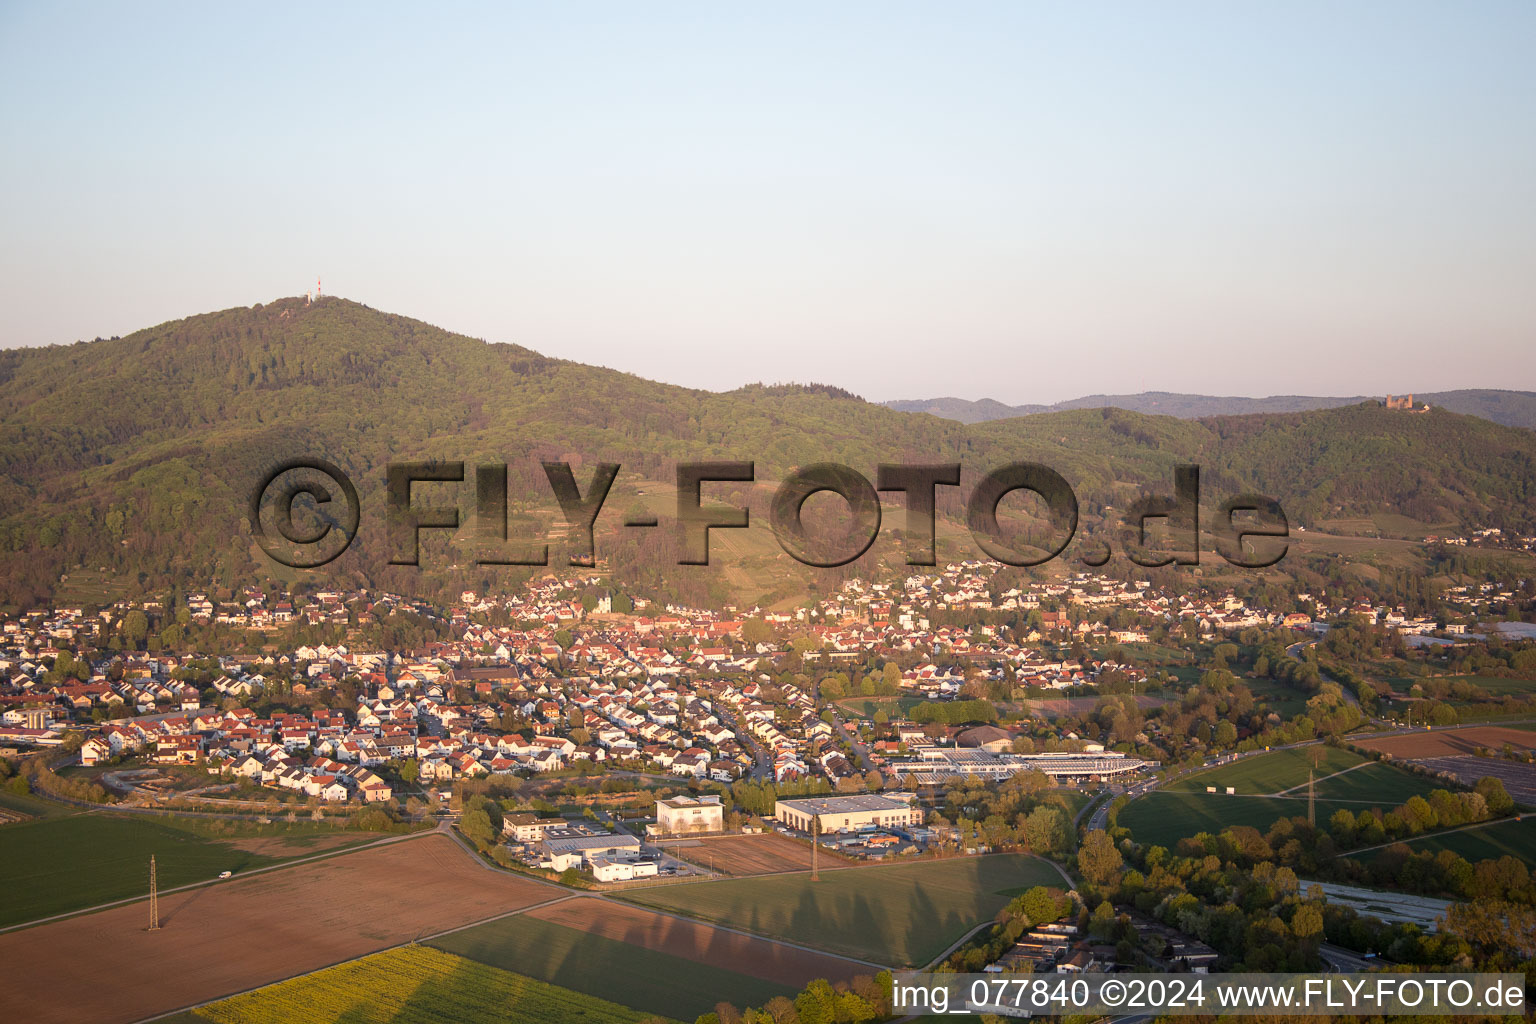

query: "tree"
xmin=1328 ymin=808 xmax=1357 ymax=846
xmin=794 ymin=980 xmax=837 ymax=1024
xmin=1403 ymin=794 xmax=1437 ymax=833
xmin=1444 ymin=900 xmax=1536 ymax=964
xmin=1025 ymin=805 xmax=1069 ymax=855
xmin=400 ymin=757 xmax=419 ymax=784
xmin=123 ymin=610 xmax=149 ymax=649
xmin=1089 ymin=899 xmax=1117 ymax=940
xmin=464 ymin=794 xmax=504 ymax=833
xmin=1079 ymin=829 xmax=1123 ymax=887
xmin=761 ymin=996 xmax=797 ymax=1024
xmin=1200 ymin=667 xmax=1236 ymax=693
xmin=1291 ymin=903 xmax=1324 ymax=943
xmin=1475 ymin=776 xmax=1515 ymax=816
xmin=742 ymin=618 xmax=773 ymax=645
xmin=1016 ymin=885 xmax=1069 ymax=927
xmin=461 ymin=808 xmax=495 ymax=847
xmin=833 ymin=991 xmax=875 ymax=1023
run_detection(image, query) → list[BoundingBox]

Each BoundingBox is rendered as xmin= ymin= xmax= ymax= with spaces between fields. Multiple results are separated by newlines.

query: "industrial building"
xmin=540 ymin=832 xmax=642 ymax=872
xmin=774 ymin=793 xmax=922 ymax=833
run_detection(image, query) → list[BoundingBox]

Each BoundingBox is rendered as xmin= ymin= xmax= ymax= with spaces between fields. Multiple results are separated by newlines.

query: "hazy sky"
xmin=2 ymin=2 xmax=1533 ymax=403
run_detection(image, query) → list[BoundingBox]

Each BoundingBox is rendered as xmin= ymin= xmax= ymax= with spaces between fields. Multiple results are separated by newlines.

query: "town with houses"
xmin=2 ymin=554 xmax=1521 ymax=816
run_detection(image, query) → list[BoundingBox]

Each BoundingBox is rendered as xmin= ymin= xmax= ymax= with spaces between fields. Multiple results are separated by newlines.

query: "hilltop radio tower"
xmin=316 ymin=276 xmax=323 ymax=300
xmin=147 ymin=855 xmax=160 ymax=931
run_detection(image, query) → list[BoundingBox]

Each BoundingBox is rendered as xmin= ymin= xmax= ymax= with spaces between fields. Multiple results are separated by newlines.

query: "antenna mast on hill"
xmin=148 ymin=854 xmax=160 ymax=931
xmin=317 ymin=276 xmax=323 ymax=300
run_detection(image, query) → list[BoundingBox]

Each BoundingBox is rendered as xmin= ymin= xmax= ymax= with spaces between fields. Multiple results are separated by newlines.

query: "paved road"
xmin=825 ymin=705 xmax=873 ymax=771
xmin=1320 ymin=941 xmax=1376 ymax=972
xmin=712 ymin=703 xmax=773 ymax=781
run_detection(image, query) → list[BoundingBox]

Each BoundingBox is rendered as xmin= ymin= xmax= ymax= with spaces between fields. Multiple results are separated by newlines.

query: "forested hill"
xmin=888 ymin=390 xmax=1536 ymax=427
xmin=0 ymin=296 xmax=1532 ymax=607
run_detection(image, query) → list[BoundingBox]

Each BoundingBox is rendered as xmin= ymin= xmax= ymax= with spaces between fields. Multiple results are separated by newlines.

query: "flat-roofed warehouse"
xmin=774 ymin=793 xmax=922 ymax=833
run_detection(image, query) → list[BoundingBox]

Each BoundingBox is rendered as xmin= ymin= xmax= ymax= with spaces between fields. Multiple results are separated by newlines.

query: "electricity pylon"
xmin=148 ymin=855 xmax=160 ymax=931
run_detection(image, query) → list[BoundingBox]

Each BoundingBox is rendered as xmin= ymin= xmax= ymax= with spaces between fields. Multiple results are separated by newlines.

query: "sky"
xmin=2 ymin=2 xmax=1533 ymax=404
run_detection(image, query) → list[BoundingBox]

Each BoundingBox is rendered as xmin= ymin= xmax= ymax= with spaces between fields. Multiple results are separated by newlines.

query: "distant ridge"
xmin=886 ymin=389 xmax=1536 ymax=428
xmin=2 ymin=296 xmax=1533 ymax=606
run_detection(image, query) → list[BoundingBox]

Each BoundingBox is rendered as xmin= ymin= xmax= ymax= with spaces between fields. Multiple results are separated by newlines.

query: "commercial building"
xmin=589 ymin=853 xmax=659 ymax=882
xmin=888 ymin=747 xmax=1156 ymax=785
xmin=774 ymin=793 xmax=922 ymax=833
xmin=653 ymin=794 xmax=724 ymax=835
xmin=540 ymin=832 xmax=642 ymax=872
xmin=502 ymin=814 xmax=569 ymax=844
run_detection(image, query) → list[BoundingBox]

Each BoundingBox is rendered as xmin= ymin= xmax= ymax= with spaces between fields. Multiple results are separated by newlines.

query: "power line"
xmin=1308 ymin=768 xmax=1316 ymax=828
xmin=147 ymin=854 xmax=160 ymax=931
xmin=811 ymin=815 xmax=820 ymax=882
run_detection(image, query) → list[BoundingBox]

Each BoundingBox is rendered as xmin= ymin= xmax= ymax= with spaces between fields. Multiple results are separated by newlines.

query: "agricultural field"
xmin=1368 ymin=673 xmax=1536 ymax=699
xmin=1307 ymin=762 xmax=1442 ymax=804
xmin=0 ymin=810 xmax=379 ymax=927
xmin=0 ymin=787 xmax=77 ymax=821
xmin=1119 ymin=791 xmax=1382 ymax=850
xmin=1412 ymin=756 xmax=1536 ymax=806
xmin=1352 ymin=816 xmax=1536 ymax=868
xmin=1165 ymin=745 xmax=1365 ymax=794
xmin=434 ymin=904 xmax=824 ymax=1018
xmin=52 ymin=567 xmax=134 ymax=608
xmin=189 ymin=944 xmax=666 ymax=1024
xmin=1354 ymin=726 xmax=1536 ymax=759
xmin=664 ymin=832 xmax=844 ymax=875
xmin=0 ymin=833 xmax=558 ymax=1024
xmin=1442 ymin=675 xmax=1536 ymax=697
xmin=621 ymin=853 xmax=1063 ymax=966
